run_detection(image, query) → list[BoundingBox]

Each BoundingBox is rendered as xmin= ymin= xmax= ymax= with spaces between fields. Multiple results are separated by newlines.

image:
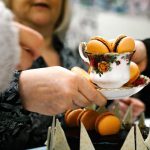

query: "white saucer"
xmin=97 ymin=75 xmax=150 ymax=100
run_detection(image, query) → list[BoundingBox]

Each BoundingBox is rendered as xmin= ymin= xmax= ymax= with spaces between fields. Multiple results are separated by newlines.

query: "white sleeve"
xmin=0 ymin=1 xmax=20 ymax=91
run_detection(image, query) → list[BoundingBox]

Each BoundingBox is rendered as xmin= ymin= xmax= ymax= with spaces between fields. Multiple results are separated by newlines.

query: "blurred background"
xmin=66 ymin=0 xmax=150 ymax=49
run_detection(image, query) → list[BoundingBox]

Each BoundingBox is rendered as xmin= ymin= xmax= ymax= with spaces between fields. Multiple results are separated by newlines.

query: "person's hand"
xmin=132 ymin=40 xmax=147 ymax=72
xmin=109 ymin=97 xmax=145 ymax=120
xmin=14 ymin=22 xmax=43 ymax=70
xmin=19 ymin=66 xmax=107 ymax=115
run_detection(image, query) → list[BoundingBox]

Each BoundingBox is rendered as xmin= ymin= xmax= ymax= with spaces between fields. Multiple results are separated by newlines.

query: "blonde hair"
xmin=3 ymin=0 xmax=71 ymax=37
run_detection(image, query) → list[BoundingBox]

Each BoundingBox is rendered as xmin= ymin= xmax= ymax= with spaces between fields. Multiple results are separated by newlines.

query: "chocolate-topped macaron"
xmin=86 ymin=36 xmax=110 ymax=54
xmin=112 ymin=34 xmax=135 ymax=53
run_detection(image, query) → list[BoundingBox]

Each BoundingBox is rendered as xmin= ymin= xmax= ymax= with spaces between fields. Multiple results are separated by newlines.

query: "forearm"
xmin=142 ymin=39 xmax=150 ymax=75
xmin=132 ymin=40 xmax=147 ymax=72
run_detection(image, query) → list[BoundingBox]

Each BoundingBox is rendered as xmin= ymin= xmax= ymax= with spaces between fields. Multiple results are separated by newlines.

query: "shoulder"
xmin=142 ymin=39 xmax=150 ymax=74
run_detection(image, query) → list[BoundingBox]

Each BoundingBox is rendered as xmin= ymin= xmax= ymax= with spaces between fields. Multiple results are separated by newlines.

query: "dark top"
xmin=0 ymin=36 xmax=87 ymax=150
xmin=138 ymin=39 xmax=150 ymax=118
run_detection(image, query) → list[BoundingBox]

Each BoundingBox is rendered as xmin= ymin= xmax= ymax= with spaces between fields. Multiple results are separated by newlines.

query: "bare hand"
xmin=109 ymin=97 xmax=145 ymax=120
xmin=19 ymin=66 xmax=107 ymax=115
xmin=14 ymin=22 xmax=43 ymax=70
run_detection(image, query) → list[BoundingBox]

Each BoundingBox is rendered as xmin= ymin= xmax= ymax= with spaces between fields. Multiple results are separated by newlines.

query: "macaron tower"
xmin=65 ymin=108 xmax=121 ymax=135
xmin=47 ymin=107 xmax=150 ymax=150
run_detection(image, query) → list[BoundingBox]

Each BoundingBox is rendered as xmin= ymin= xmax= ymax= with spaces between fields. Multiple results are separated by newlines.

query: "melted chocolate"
xmin=114 ymin=36 xmax=126 ymax=52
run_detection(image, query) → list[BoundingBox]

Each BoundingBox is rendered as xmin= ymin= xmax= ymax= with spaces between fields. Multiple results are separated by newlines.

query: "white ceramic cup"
xmin=79 ymin=42 xmax=134 ymax=89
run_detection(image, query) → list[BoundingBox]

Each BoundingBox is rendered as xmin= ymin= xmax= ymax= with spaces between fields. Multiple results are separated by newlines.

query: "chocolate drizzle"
xmin=94 ymin=39 xmax=111 ymax=52
xmin=114 ymin=36 xmax=127 ymax=52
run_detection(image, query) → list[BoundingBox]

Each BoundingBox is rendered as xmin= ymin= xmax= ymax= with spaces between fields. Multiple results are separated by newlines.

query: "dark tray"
xmin=64 ymin=127 xmax=128 ymax=150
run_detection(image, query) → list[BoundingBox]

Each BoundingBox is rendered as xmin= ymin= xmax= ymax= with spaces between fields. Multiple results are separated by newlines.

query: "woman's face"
xmin=11 ymin=0 xmax=63 ymax=28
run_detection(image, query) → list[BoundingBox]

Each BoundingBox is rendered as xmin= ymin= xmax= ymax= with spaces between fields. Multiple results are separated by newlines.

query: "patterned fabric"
xmin=0 ymin=35 xmax=87 ymax=150
xmin=0 ymin=71 xmax=32 ymax=150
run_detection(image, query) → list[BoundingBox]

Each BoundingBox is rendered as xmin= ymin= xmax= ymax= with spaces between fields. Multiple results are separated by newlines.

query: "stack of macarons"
xmin=65 ymin=108 xmax=121 ymax=136
xmin=86 ymin=34 xmax=135 ymax=54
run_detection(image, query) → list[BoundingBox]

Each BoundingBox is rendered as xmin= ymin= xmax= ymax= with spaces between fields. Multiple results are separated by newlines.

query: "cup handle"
xmin=79 ymin=42 xmax=89 ymax=64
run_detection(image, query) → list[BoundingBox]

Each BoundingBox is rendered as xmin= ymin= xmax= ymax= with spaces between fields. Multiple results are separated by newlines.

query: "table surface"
xmin=28 ymin=147 xmax=46 ymax=150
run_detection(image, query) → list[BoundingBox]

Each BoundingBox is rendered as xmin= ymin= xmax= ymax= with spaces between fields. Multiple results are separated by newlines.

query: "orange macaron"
xmin=65 ymin=109 xmax=121 ymax=135
xmin=86 ymin=36 xmax=110 ymax=54
xmin=127 ymin=61 xmax=140 ymax=85
xmin=112 ymin=34 xmax=135 ymax=53
xmin=77 ymin=109 xmax=100 ymax=130
xmin=65 ymin=109 xmax=83 ymax=127
xmin=95 ymin=112 xmax=121 ymax=136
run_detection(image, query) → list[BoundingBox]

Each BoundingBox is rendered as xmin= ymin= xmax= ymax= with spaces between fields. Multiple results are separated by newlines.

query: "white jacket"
xmin=0 ymin=1 xmax=20 ymax=91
